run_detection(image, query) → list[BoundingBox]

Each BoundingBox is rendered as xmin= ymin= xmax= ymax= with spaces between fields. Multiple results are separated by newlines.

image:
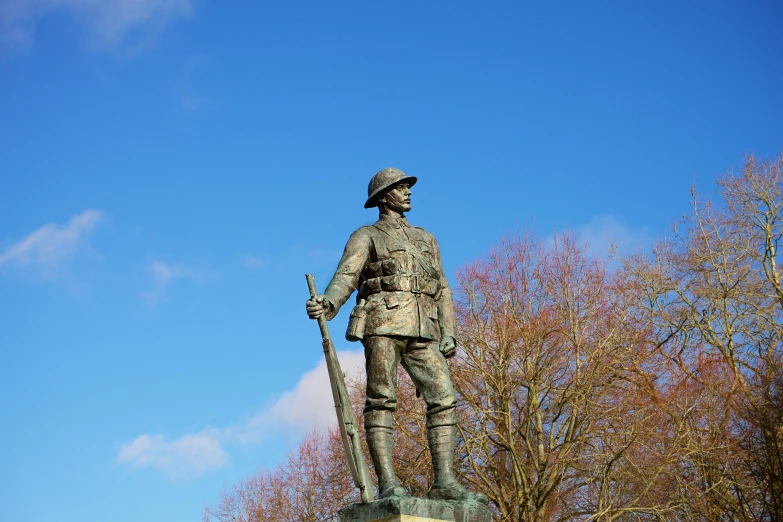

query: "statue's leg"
xmin=363 ymin=335 xmax=408 ymax=499
xmin=402 ymin=339 xmax=489 ymax=505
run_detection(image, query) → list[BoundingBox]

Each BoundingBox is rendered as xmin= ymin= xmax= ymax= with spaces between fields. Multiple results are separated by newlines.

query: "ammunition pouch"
xmin=360 ymin=274 xmax=440 ymax=297
xmin=362 ymin=259 xmax=402 ymax=279
xmin=346 ymin=299 xmax=367 ymax=342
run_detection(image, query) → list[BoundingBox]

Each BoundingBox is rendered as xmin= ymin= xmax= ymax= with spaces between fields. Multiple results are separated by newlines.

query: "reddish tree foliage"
xmin=622 ymin=154 xmax=783 ymax=521
xmin=449 ymin=232 xmax=680 ymax=521
xmin=202 ymin=428 xmax=357 ymax=522
xmin=205 ymin=155 xmax=783 ymax=522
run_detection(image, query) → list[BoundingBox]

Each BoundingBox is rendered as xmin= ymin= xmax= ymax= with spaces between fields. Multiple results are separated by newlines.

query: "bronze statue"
xmin=306 ymin=167 xmax=488 ymax=505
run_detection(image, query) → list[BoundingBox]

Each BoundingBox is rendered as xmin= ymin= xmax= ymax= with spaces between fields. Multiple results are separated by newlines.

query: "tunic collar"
xmin=377 ymin=214 xmax=411 ymax=229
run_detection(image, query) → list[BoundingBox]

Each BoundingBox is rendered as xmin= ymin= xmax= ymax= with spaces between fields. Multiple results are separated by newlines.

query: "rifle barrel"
xmin=305 ymin=273 xmax=372 ymax=503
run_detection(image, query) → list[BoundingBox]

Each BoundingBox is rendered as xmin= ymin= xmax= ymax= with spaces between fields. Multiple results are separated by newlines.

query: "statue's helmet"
xmin=364 ymin=167 xmax=418 ymax=209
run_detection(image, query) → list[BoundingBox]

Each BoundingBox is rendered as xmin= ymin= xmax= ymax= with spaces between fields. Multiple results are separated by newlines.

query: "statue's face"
xmin=379 ymin=182 xmax=412 ymax=213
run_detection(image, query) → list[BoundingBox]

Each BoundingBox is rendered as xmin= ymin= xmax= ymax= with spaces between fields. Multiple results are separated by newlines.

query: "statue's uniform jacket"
xmin=323 ymin=214 xmax=457 ymax=429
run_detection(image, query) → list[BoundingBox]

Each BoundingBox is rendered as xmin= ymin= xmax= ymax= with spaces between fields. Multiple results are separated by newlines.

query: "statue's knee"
xmin=364 ymin=409 xmax=393 ymax=429
xmin=428 ymin=387 xmax=456 ymax=411
xmin=426 ymin=407 xmax=457 ymax=428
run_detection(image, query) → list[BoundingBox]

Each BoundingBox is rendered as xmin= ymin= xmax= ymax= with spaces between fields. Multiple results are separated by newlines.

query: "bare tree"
xmin=450 ymin=232 xmax=678 ymax=521
xmin=206 ymin=154 xmax=783 ymax=522
xmin=203 ymin=428 xmax=357 ymax=522
xmin=622 ymin=154 xmax=783 ymax=521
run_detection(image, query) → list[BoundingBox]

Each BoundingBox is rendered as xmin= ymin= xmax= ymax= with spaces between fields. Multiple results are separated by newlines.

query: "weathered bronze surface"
xmin=337 ymin=496 xmax=492 ymax=522
xmin=306 ymin=168 xmax=489 ymax=509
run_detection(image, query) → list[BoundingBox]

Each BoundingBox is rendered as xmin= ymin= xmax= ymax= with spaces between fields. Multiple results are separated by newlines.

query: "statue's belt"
xmin=360 ymin=274 xmax=440 ymax=298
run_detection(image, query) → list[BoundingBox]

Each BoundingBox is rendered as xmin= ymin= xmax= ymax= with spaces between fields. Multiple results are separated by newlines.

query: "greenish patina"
xmin=337 ymin=496 xmax=492 ymax=522
xmin=306 ymin=168 xmax=489 ymax=509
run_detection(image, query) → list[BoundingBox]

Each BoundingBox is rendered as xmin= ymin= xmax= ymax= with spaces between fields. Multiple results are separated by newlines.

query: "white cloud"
xmin=140 ymin=260 xmax=212 ymax=303
xmin=150 ymin=260 xmax=197 ymax=288
xmin=0 ymin=209 xmax=104 ymax=272
xmin=1 ymin=0 xmax=193 ymax=52
xmin=117 ymin=432 xmax=227 ymax=480
xmin=573 ymin=215 xmax=652 ymax=257
xmin=272 ymin=349 xmax=366 ymax=430
xmin=118 ymin=349 xmax=366 ymax=479
xmin=239 ymin=349 xmax=366 ymax=440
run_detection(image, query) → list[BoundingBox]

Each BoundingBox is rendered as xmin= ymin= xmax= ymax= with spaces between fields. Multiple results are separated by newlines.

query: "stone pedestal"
xmin=373 ymin=515 xmax=450 ymax=522
xmin=337 ymin=496 xmax=492 ymax=522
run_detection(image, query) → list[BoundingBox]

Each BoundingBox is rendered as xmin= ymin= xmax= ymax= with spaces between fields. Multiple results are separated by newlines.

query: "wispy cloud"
xmin=230 ymin=349 xmax=366 ymax=443
xmin=573 ymin=215 xmax=652 ymax=257
xmin=307 ymin=247 xmax=342 ymax=264
xmin=1 ymin=0 xmax=193 ymax=53
xmin=140 ymin=260 xmax=214 ymax=303
xmin=117 ymin=432 xmax=228 ymax=480
xmin=0 ymin=209 xmax=104 ymax=274
xmin=242 ymin=254 xmax=266 ymax=269
xmin=177 ymin=53 xmax=214 ymax=111
xmin=118 ymin=349 xmax=365 ymax=479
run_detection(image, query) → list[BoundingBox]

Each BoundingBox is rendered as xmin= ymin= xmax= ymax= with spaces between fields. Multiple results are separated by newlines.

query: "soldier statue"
xmin=306 ymin=167 xmax=488 ymax=505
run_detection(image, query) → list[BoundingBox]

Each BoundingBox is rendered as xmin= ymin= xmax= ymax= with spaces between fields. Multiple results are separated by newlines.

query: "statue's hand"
xmin=439 ymin=336 xmax=457 ymax=359
xmin=306 ymin=295 xmax=330 ymax=319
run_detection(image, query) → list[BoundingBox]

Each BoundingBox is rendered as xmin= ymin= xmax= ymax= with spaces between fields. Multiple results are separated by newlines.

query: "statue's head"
xmin=364 ymin=167 xmax=417 ymax=212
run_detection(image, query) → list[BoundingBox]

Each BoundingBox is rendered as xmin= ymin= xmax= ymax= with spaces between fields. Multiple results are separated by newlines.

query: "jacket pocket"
xmin=384 ymin=293 xmax=403 ymax=309
xmin=423 ymin=297 xmax=439 ymax=318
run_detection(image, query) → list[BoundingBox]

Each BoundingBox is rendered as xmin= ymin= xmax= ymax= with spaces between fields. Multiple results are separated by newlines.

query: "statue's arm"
xmin=431 ymin=236 xmax=456 ymax=342
xmin=322 ymin=228 xmax=371 ymax=320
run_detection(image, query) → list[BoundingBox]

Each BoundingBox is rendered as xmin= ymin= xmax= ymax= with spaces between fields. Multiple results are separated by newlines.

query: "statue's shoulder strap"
xmin=367 ymin=222 xmax=398 ymax=257
xmin=372 ymin=222 xmax=437 ymax=278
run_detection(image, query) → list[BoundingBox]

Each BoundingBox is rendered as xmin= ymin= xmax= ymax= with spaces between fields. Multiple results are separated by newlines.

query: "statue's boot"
xmin=367 ymin=426 xmax=409 ymax=499
xmin=427 ymin=426 xmax=489 ymax=504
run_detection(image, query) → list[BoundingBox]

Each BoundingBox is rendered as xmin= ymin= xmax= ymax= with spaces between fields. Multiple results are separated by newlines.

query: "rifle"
xmin=305 ymin=274 xmax=373 ymax=503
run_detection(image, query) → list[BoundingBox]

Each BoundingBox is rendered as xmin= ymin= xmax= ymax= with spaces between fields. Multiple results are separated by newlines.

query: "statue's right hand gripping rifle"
xmin=305 ymin=274 xmax=372 ymax=503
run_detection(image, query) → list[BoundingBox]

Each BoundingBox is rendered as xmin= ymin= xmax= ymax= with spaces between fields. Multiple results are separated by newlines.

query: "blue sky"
xmin=1 ymin=2 xmax=781 ymax=522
